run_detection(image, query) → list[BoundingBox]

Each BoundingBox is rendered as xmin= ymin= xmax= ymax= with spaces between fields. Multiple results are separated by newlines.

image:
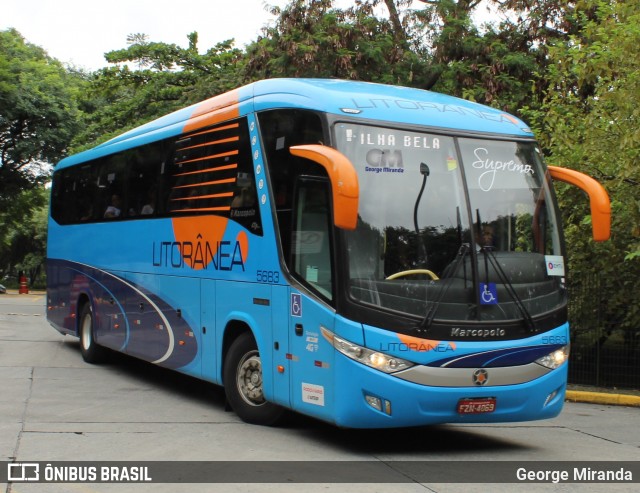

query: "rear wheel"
xmin=223 ymin=332 xmax=283 ymax=425
xmin=79 ymin=303 xmax=106 ymax=363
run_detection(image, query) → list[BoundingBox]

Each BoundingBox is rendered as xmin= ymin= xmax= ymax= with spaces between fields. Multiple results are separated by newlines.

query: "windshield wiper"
xmin=480 ymin=246 xmax=536 ymax=332
xmin=414 ymin=242 xmax=470 ymax=334
xmin=414 ymin=243 xmax=536 ymax=334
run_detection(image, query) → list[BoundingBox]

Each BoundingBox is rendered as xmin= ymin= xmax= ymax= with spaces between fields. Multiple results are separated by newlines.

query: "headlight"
xmin=535 ymin=344 xmax=570 ymax=369
xmin=321 ymin=327 xmax=414 ymax=374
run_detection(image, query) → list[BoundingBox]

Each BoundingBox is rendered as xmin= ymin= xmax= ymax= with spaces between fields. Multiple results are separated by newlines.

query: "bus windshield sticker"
xmin=471 ymin=147 xmax=535 ymax=192
xmin=545 ymin=255 xmax=565 ymax=276
xmin=479 ymin=282 xmax=498 ymax=305
xmin=306 ymin=266 xmax=319 ymax=283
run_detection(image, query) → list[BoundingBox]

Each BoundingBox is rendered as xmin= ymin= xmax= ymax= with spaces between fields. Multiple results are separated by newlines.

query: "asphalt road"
xmin=1 ymin=292 xmax=638 ymax=492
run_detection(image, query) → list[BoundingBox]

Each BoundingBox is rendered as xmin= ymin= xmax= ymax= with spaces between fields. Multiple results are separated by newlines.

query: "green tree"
xmin=531 ymin=0 xmax=640 ymax=334
xmin=73 ymin=32 xmax=245 ymax=149
xmin=0 ymin=186 xmax=48 ymax=285
xmin=411 ymin=0 xmax=582 ymax=113
xmin=244 ymin=0 xmax=425 ymax=85
xmin=244 ymin=1 xmax=554 ymax=115
xmin=0 ymin=28 xmax=83 ymax=205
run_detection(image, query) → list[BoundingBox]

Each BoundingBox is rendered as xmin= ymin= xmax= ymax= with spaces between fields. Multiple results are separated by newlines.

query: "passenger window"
xmin=291 ymin=178 xmax=334 ymax=301
xmin=97 ymin=155 xmax=126 ymax=220
xmin=166 ymin=118 xmax=262 ymax=234
xmin=51 ymin=164 xmax=99 ymax=224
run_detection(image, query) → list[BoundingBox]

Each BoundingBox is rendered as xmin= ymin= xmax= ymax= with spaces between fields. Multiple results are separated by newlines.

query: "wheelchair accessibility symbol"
xmin=291 ymin=293 xmax=302 ymax=317
xmin=480 ymin=283 xmax=498 ymax=305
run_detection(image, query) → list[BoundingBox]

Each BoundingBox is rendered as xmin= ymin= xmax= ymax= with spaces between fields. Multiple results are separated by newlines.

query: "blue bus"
xmin=47 ymin=79 xmax=610 ymax=428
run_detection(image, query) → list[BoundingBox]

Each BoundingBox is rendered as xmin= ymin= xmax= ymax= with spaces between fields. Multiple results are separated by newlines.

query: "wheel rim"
xmin=81 ymin=313 xmax=92 ymax=350
xmin=236 ymin=350 xmax=265 ymax=407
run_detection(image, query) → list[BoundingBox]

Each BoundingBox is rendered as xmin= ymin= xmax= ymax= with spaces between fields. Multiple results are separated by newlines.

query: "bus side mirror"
xmin=289 ymin=145 xmax=359 ymax=230
xmin=548 ymin=165 xmax=611 ymax=242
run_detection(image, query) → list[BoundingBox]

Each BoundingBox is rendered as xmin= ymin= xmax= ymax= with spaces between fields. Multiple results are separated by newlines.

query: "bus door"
xmin=270 ymin=284 xmax=291 ymax=407
xmin=286 ymin=177 xmax=336 ymax=421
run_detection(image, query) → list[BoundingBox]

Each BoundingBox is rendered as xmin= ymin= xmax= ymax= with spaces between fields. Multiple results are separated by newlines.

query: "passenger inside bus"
xmin=476 ymin=224 xmax=495 ymax=250
xmin=104 ymin=194 xmax=122 ymax=219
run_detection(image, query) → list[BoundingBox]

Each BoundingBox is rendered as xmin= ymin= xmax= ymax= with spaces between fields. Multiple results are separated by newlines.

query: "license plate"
xmin=457 ymin=398 xmax=496 ymax=414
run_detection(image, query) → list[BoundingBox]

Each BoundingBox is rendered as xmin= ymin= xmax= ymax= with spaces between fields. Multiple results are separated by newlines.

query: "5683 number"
xmin=256 ymin=270 xmax=280 ymax=283
xmin=542 ymin=335 xmax=567 ymax=345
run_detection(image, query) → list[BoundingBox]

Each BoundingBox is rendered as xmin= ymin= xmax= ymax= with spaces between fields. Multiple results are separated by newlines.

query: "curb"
xmin=565 ymin=390 xmax=640 ymax=407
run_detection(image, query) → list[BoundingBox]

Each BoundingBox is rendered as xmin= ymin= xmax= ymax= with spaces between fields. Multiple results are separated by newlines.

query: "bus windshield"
xmin=334 ymin=122 xmax=566 ymax=324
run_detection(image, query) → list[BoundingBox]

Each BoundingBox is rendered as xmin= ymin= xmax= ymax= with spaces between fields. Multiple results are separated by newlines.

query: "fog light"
xmin=365 ymin=395 xmax=393 ymax=415
xmin=365 ymin=395 xmax=382 ymax=411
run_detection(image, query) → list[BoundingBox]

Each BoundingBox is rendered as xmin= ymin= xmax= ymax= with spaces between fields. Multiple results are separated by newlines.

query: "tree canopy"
xmin=529 ymin=0 xmax=640 ymax=332
xmin=0 ymin=29 xmax=82 ymax=206
xmin=0 ymin=28 xmax=85 ymax=284
xmin=73 ymin=32 xmax=245 ymax=147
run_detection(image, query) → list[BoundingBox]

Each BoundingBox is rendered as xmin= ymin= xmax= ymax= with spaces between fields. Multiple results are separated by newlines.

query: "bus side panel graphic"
xmin=47 ymin=259 xmax=198 ymax=369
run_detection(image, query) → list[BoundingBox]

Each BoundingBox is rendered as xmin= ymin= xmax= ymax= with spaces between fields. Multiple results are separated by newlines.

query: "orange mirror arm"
xmin=290 ymin=145 xmax=360 ymax=230
xmin=548 ymin=165 xmax=611 ymax=241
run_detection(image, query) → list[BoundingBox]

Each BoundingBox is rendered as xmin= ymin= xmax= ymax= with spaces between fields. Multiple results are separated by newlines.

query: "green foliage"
xmin=530 ymin=0 xmax=640 ymax=332
xmin=72 ymin=32 xmax=245 ymax=150
xmin=244 ymin=0 xmax=424 ymax=85
xmin=0 ymin=186 xmax=48 ymax=285
xmin=242 ymin=0 xmax=550 ymax=116
xmin=0 ymin=29 xmax=83 ymax=206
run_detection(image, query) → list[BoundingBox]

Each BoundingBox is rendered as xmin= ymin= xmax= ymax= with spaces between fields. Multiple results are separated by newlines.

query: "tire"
xmin=78 ymin=303 xmax=106 ymax=363
xmin=223 ymin=331 xmax=284 ymax=425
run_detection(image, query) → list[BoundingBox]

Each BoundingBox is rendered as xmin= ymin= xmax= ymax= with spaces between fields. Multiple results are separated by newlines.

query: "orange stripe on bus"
xmin=171 ymin=207 xmax=232 ymax=213
xmin=178 ymin=136 xmax=239 ymax=153
xmin=171 ymin=192 xmax=234 ymax=201
xmin=173 ymin=178 xmax=236 ymax=189
xmin=174 ymin=164 xmax=238 ymax=177
xmin=183 ymin=90 xmax=240 ymax=134
xmin=176 ymin=123 xmax=240 ymax=143
xmin=175 ymin=150 xmax=238 ymax=166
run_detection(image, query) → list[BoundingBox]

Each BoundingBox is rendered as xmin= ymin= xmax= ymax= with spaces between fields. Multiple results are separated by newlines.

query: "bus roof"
xmin=56 ymin=78 xmax=533 ymax=170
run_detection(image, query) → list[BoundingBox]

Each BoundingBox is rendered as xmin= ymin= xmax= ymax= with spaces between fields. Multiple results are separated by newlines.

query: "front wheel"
xmin=79 ymin=303 xmax=106 ymax=363
xmin=223 ymin=332 xmax=283 ymax=425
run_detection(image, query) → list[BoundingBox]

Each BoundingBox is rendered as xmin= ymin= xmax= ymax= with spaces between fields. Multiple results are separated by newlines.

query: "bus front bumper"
xmin=331 ymin=354 xmax=567 ymax=429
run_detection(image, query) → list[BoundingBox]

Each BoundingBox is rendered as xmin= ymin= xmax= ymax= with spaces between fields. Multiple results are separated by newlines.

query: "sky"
xmin=2 ymin=0 xmax=295 ymax=70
